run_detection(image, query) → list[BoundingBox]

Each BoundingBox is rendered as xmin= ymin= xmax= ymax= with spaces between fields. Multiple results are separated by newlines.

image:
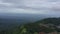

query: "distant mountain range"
xmin=0 ymin=13 xmax=48 ymax=31
xmin=0 ymin=13 xmax=50 ymax=23
xmin=0 ymin=13 xmax=60 ymax=32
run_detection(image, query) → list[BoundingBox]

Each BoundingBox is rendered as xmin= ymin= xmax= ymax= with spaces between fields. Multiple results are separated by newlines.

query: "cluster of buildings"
xmin=39 ymin=31 xmax=60 ymax=34
xmin=38 ymin=23 xmax=60 ymax=34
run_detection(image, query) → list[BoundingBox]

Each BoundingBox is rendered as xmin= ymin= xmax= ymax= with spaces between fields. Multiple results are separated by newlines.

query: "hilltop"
xmin=0 ymin=18 xmax=60 ymax=34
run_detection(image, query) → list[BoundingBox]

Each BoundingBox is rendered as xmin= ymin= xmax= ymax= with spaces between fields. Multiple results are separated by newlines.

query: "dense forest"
xmin=0 ymin=18 xmax=60 ymax=34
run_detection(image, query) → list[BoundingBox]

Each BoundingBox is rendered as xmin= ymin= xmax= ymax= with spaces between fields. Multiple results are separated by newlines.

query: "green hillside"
xmin=0 ymin=18 xmax=60 ymax=34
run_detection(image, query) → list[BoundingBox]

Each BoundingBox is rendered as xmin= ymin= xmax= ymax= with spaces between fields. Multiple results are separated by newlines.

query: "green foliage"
xmin=34 ymin=32 xmax=38 ymax=34
xmin=0 ymin=18 xmax=60 ymax=34
xmin=36 ymin=18 xmax=60 ymax=25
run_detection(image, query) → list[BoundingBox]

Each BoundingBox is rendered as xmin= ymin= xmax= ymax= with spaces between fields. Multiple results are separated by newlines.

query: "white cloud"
xmin=0 ymin=0 xmax=60 ymax=15
xmin=0 ymin=1 xmax=13 ymax=6
xmin=0 ymin=8 xmax=47 ymax=14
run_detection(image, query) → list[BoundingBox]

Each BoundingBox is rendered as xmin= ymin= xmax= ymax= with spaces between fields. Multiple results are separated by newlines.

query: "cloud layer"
xmin=0 ymin=0 xmax=60 ymax=14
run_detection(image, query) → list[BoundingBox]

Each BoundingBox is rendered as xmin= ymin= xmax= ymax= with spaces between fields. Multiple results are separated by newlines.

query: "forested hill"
xmin=0 ymin=18 xmax=60 ymax=34
xmin=35 ymin=18 xmax=60 ymax=25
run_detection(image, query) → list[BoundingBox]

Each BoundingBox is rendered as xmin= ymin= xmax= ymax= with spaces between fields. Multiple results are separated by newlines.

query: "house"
xmin=47 ymin=31 xmax=57 ymax=34
xmin=56 ymin=25 xmax=60 ymax=28
xmin=39 ymin=32 xmax=45 ymax=34
xmin=58 ymin=32 xmax=60 ymax=34
xmin=38 ymin=31 xmax=58 ymax=34
xmin=51 ymin=32 xmax=57 ymax=34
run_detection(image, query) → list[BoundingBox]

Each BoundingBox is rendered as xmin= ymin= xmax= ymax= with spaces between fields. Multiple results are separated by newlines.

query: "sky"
xmin=0 ymin=0 xmax=60 ymax=15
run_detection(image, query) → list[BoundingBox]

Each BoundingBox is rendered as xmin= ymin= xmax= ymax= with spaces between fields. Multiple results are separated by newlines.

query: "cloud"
xmin=0 ymin=0 xmax=60 ymax=14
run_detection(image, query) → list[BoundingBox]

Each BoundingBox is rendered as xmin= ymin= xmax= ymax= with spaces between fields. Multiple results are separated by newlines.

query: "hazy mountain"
xmin=0 ymin=13 xmax=59 ymax=31
xmin=0 ymin=13 xmax=47 ymax=31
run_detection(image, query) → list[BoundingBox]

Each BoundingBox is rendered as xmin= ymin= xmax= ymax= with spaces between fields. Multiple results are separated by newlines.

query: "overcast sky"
xmin=0 ymin=0 xmax=60 ymax=15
